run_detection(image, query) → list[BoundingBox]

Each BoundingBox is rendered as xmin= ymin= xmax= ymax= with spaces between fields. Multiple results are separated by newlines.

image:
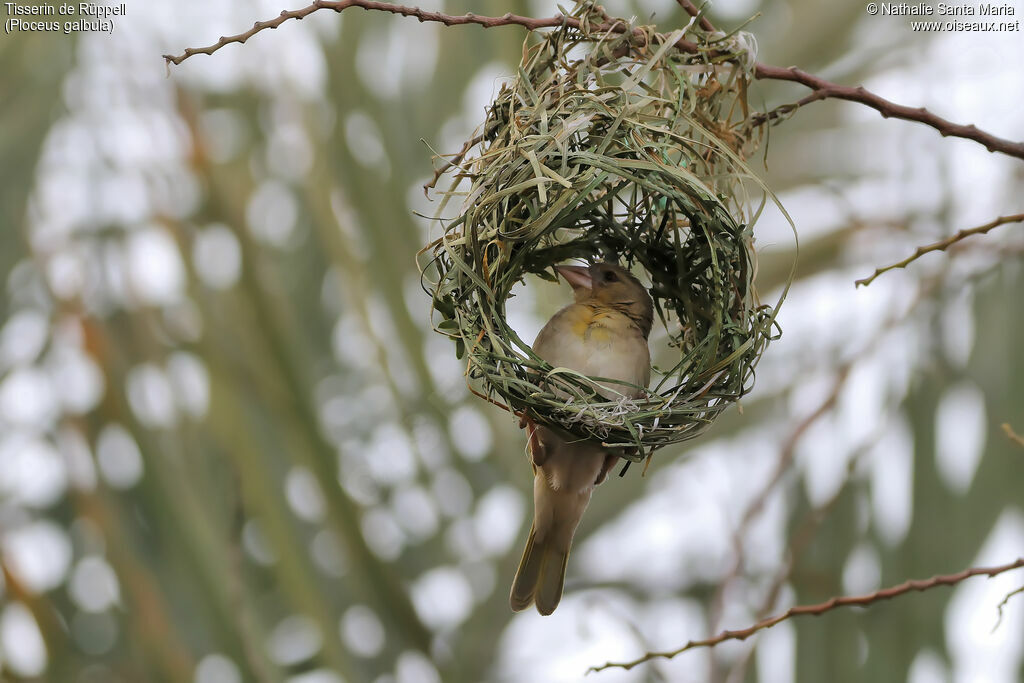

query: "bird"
xmin=509 ymin=261 xmax=653 ymax=616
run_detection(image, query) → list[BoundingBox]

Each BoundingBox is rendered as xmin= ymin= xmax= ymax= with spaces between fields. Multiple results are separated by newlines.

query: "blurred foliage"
xmin=0 ymin=1 xmax=1021 ymax=683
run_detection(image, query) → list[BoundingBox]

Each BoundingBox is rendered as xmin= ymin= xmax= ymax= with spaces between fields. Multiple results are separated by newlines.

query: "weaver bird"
xmin=510 ymin=262 xmax=653 ymax=615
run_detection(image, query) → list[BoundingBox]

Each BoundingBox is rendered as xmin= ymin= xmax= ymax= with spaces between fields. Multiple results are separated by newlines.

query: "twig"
xmin=588 ymin=557 xmax=1024 ymax=673
xmin=993 ymin=584 xmax=1024 ymax=632
xmin=750 ymin=90 xmax=830 ymax=126
xmin=423 ymin=132 xmax=484 ymax=194
xmin=855 ymin=213 xmax=1024 ymax=287
xmin=164 ymin=3 xmax=1024 ymax=162
xmin=674 ymin=0 xmax=715 ymax=33
xmin=1002 ymin=422 xmax=1024 ymax=449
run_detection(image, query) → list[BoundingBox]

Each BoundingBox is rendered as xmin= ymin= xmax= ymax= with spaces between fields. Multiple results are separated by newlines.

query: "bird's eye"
xmin=604 ymin=271 xmax=618 ymax=283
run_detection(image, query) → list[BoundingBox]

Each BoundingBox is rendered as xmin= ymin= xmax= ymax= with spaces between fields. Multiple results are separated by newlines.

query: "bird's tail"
xmin=509 ymin=525 xmax=570 ymax=616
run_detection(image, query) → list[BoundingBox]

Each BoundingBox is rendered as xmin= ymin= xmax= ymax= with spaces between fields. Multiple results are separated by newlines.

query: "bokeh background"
xmin=1 ymin=0 xmax=1022 ymax=681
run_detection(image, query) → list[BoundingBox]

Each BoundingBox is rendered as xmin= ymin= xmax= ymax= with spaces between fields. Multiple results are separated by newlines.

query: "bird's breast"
xmin=534 ymin=304 xmax=650 ymax=398
xmin=570 ymin=309 xmax=617 ymax=346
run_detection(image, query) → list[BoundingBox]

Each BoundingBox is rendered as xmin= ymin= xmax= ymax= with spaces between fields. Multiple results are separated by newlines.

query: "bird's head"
xmin=556 ymin=262 xmax=654 ymax=339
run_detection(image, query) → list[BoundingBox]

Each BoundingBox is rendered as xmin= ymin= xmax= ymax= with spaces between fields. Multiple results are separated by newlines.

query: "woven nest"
xmin=421 ymin=2 xmax=788 ymax=459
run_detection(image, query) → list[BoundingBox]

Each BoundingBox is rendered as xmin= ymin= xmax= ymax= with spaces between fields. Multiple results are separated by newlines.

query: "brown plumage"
xmin=510 ymin=262 xmax=653 ymax=615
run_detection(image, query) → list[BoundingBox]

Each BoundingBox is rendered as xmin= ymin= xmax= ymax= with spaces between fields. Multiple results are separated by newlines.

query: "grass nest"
xmin=421 ymin=2 xmax=790 ymax=459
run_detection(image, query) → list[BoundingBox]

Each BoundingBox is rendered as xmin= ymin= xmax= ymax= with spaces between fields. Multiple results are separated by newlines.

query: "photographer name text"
xmin=877 ymin=2 xmax=1014 ymax=14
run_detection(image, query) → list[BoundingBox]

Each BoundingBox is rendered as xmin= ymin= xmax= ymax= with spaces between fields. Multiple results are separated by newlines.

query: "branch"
xmin=164 ymin=3 xmax=1024 ymax=162
xmin=163 ymin=2 xmax=562 ymax=64
xmin=162 ymin=0 xmax=700 ymax=66
xmin=588 ymin=557 xmax=1024 ymax=673
xmin=752 ymin=65 xmax=1024 ymax=160
xmin=673 ymin=1 xmax=1024 ymax=159
xmin=855 ymin=213 xmax=1024 ymax=287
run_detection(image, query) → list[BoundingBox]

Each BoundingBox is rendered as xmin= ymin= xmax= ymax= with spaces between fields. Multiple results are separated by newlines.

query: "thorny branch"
xmin=588 ymin=557 xmax=1024 ymax=673
xmin=855 ymin=213 xmax=1024 ymax=287
xmin=163 ymin=2 xmax=1024 ymax=162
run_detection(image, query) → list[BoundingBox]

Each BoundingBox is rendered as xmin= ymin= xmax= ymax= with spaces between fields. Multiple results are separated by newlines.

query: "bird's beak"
xmin=556 ymin=265 xmax=592 ymax=292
